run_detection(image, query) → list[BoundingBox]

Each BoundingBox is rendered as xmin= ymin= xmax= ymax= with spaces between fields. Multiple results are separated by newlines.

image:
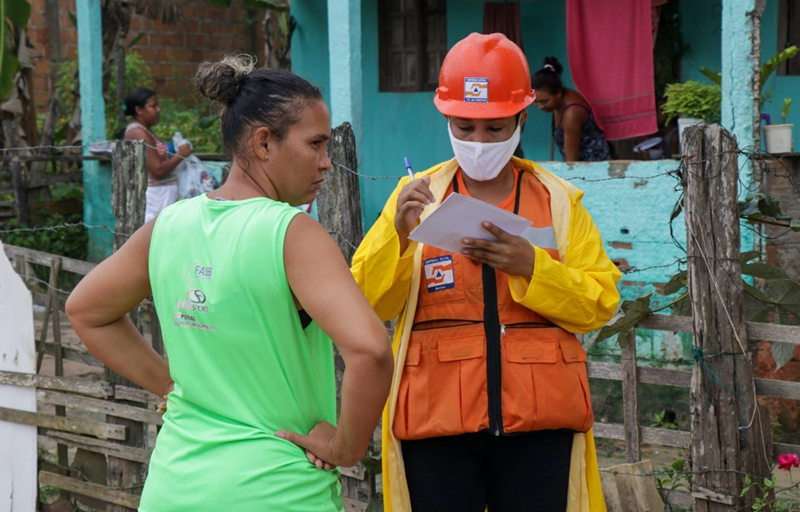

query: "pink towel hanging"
xmin=566 ymin=0 xmax=658 ymax=141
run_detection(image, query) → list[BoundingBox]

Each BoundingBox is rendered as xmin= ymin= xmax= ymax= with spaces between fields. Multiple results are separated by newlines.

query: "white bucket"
xmin=763 ymin=124 xmax=794 ymax=154
xmin=677 ymin=117 xmax=703 ymax=147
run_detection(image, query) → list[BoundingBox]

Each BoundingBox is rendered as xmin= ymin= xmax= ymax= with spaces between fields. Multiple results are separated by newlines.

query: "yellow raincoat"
xmin=351 ymin=157 xmax=621 ymax=512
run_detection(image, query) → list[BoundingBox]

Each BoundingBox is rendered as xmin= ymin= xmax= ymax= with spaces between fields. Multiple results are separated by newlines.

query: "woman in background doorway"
xmin=531 ymin=57 xmax=609 ymax=162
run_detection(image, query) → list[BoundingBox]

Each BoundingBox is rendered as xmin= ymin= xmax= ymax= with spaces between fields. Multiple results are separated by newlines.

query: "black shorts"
xmin=401 ymin=430 xmax=574 ymax=512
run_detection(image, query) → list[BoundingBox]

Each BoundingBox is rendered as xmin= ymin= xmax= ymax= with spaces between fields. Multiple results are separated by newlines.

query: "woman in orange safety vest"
xmin=351 ymin=33 xmax=621 ymax=512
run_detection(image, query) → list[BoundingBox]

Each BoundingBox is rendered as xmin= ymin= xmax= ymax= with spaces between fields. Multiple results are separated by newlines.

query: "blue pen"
xmin=404 ymin=156 xmax=415 ymax=181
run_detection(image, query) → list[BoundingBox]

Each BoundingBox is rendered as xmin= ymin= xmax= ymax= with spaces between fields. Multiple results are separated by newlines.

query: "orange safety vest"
xmin=394 ymin=168 xmax=594 ymax=440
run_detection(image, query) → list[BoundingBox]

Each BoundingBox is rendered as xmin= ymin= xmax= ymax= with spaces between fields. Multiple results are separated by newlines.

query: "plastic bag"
xmin=172 ymin=133 xmax=219 ymax=199
xmin=175 ymin=155 xmax=219 ymax=199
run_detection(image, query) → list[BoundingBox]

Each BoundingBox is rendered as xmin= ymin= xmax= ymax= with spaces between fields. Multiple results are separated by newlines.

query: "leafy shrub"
xmin=661 ymin=80 xmax=721 ymax=125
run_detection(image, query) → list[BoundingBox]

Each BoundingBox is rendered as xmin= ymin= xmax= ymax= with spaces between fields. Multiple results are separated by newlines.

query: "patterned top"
xmin=125 ymin=122 xmax=177 ymax=186
xmin=553 ymin=104 xmax=610 ymax=162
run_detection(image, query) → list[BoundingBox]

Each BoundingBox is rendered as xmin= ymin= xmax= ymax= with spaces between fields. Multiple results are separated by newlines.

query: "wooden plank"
xmin=755 ymin=378 xmax=800 ymax=401
xmin=43 ymin=343 xmax=103 ymax=368
xmin=599 ymin=460 xmax=665 ymax=512
xmin=638 ymin=314 xmax=693 ymax=333
xmin=588 ymin=361 xmax=693 ymax=389
xmin=590 ymin=360 xmax=800 ymax=399
xmin=46 ymin=431 xmax=153 ymax=464
xmin=114 ymin=385 xmax=161 ymax=406
xmin=342 ymin=497 xmax=368 ymax=512
xmin=0 ymin=406 xmax=125 ymax=440
xmin=593 ymin=422 xmax=690 ymax=448
xmin=4 ymin=244 xmax=96 ymax=276
xmin=587 ymin=361 xmax=622 ymax=381
xmin=0 ymin=370 xmax=113 ymax=398
xmin=692 ymin=485 xmax=735 ymax=506
xmin=774 ymin=443 xmax=800 ymax=456
xmin=38 ymin=472 xmax=140 ymax=509
xmin=0 ymin=154 xmax=109 ymax=163
xmin=636 ymin=315 xmax=800 ymax=345
xmin=621 ymin=329 xmax=640 ymax=463
xmin=747 ymin=322 xmax=800 ymax=345
xmin=339 ymin=463 xmax=366 ymax=481
xmin=659 ymin=489 xmax=694 ymax=509
xmin=38 ymin=390 xmax=163 ymax=425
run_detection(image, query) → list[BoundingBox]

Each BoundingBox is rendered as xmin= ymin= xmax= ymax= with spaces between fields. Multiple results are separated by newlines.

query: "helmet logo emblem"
xmin=464 ymin=77 xmax=489 ymax=102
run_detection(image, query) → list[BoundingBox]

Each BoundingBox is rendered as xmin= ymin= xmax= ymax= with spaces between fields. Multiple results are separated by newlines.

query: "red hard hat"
xmin=434 ymin=33 xmax=535 ymax=119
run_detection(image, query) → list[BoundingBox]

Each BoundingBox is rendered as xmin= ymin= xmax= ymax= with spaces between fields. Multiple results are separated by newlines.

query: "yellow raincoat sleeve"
xmin=509 ymin=192 xmax=622 ymax=334
xmin=351 ymin=177 xmax=418 ymax=321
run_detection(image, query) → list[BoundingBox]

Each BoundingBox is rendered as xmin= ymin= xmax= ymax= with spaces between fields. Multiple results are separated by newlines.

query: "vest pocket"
xmin=394 ymin=325 xmax=489 ymax=440
xmin=501 ymin=328 xmax=593 ymax=433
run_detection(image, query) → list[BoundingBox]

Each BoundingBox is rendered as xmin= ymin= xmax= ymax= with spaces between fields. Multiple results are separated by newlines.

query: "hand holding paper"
xmin=461 ymin=221 xmax=536 ymax=277
xmin=409 ymin=193 xmax=529 ymax=253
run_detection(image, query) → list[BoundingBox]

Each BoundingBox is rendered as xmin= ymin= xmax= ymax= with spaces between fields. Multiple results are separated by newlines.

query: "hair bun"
xmin=542 ymin=57 xmax=563 ymax=76
xmin=195 ymin=55 xmax=257 ymax=105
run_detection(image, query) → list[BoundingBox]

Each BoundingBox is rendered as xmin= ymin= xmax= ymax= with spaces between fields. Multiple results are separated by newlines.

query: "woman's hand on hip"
xmin=461 ymin=222 xmax=536 ymax=277
xmin=394 ymin=175 xmax=434 ymax=238
xmin=276 ymin=421 xmax=347 ymax=470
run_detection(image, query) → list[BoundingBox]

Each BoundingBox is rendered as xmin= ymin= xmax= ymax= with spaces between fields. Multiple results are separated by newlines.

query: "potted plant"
xmin=660 ymin=80 xmax=721 ymax=146
xmin=763 ymin=98 xmax=793 ymax=153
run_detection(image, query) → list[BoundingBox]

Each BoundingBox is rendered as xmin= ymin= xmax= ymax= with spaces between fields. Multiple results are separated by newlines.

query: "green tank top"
xmin=139 ymin=195 xmax=342 ymax=512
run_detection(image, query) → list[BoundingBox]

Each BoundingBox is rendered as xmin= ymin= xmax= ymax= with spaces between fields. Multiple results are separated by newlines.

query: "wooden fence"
xmin=0 ymin=151 xmax=227 ymax=222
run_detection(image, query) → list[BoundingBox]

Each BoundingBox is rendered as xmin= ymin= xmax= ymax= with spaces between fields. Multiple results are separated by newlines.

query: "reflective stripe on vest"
xmin=393 ymin=168 xmax=594 ymax=441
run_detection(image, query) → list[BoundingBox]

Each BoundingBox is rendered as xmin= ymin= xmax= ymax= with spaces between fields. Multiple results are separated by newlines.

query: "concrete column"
xmin=721 ymin=0 xmax=762 ymax=255
xmin=720 ymin=0 xmax=761 ymax=173
xmin=77 ymin=0 xmax=114 ymax=261
xmin=327 ymin=0 xmax=363 ymax=143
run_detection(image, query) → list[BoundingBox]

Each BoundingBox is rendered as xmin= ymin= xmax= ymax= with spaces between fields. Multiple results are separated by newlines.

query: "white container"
xmin=677 ymin=117 xmax=703 ymax=146
xmin=763 ymin=124 xmax=794 ymax=154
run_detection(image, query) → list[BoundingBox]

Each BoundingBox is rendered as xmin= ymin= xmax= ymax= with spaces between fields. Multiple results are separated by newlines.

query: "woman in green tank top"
xmin=66 ymin=56 xmax=394 ymax=512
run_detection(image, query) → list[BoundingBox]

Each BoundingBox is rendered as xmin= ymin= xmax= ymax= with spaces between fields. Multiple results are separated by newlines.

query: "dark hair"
xmin=195 ymin=55 xmax=323 ymax=158
xmin=530 ymin=57 xmax=564 ymax=95
xmin=123 ymin=88 xmax=156 ymax=117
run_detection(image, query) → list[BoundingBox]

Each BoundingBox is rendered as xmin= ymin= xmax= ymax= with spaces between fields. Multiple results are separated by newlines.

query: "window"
xmin=378 ymin=0 xmax=447 ymax=92
xmin=778 ymin=0 xmax=800 ymax=75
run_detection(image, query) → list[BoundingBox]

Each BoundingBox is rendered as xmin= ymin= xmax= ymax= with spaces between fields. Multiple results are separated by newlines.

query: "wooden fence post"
xmin=317 ymin=122 xmax=363 ymax=263
xmin=683 ymin=124 xmax=772 ymax=511
xmin=317 ymin=122 xmax=377 ymax=510
xmin=621 ymin=329 xmax=641 ymax=463
xmin=108 ymin=140 xmax=148 ymax=511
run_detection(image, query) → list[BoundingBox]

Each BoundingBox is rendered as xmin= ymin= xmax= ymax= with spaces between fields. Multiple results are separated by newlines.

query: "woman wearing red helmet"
xmin=351 ymin=33 xmax=620 ymax=512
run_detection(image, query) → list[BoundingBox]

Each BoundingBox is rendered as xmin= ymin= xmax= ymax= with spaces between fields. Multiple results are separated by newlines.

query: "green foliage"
xmin=761 ymin=46 xmax=800 ymax=91
xmin=0 ymin=0 xmax=31 ymax=99
xmin=1 ymin=212 xmax=88 ymax=261
xmin=156 ymin=98 xmax=223 ymax=153
xmin=595 ymin=293 xmax=654 ymax=346
xmin=699 ymin=67 xmax=722 ymax=86
xmin=782 ymin=99 xmax=792 ymax=124
xmin=655 ymin=458 xmax=692 ymax=493
xmin=741 ymin=473 xmax=795 ymax=512
xmin=661 ymin=81 xmax=721 ymax=125
xmin=651 ymin=409 xmax=678 ymax=430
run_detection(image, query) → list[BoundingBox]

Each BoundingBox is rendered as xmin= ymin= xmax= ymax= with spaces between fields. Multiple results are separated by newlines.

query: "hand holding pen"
xmin=395 ymin=157 xmax=435 ymax=244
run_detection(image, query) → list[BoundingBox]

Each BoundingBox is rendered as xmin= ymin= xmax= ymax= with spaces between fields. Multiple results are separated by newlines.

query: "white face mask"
xmin=448 ymin=121 xmax=521 ymax=181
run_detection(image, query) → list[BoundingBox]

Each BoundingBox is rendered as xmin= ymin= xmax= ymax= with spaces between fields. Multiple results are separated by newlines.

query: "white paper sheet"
xmin=408 ymin=193 xmax=531 ymax=253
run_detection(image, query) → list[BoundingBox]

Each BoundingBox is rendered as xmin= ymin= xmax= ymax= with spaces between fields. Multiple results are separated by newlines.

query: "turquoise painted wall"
xmin=680 ymin=0 xmax=800 ymax=136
